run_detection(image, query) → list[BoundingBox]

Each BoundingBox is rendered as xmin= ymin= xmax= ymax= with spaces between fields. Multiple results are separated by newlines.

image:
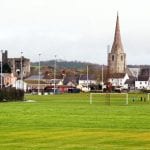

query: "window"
xmin=112 ymin=55 xmax=114 ymax=61
xmin=121 ymin=55 xmax=123 ymax=61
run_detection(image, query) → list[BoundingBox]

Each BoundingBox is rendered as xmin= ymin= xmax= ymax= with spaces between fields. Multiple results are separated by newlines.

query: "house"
xmin=63 ymin=76 xmax=79 ymax=87
xmin=135 ymin=76 xmax=150 ymax=90
xmin=78 ymin=74 xmax=97 ymax=92
xmin=24 ymin=75 xmax=63 ymax=92
xmin=108 ymin=73 xmax=129 ymax=88
xmin=124 ymin=77 xmax=136 ymax=90
xmin=0 ymin=73 xmax=17 ymax=87
xmin=24 ymin=75 xmax=47 ymax=91
xmin=49 ymin=79 xmax=63 ymax=86
xmin=79 ymin=74 xmax=97 ymax=86
xmin=15 ymin=80 xmax=27 ymax=91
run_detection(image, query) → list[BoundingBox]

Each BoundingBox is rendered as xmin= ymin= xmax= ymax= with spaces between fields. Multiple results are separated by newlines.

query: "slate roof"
xmin=125 ymin=77 xmax=136 ymax=84
xmin=49 ymin=79 xmax=62 ymax=84
xmin=63 ymin=76 xmax=79 ymax=85
xmin=25 ymin=80 xmax=46 ymax=84
xmin=79 ymin=74 xmax=96 ymax=80
xmin=25 ymin=75 xmax=44 ymax=80
xmin=137 ymin=76 xmax=149 ymax=81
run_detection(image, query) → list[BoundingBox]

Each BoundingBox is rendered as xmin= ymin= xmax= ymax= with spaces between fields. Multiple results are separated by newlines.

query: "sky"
xmin=0 ymin=0 xmax=150 ymax=65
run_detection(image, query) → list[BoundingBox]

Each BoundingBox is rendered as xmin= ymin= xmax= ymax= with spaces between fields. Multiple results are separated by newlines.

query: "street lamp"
xmin=0 ymin=50 xmax=3 ymax=88
xmin=54 ymin=55 xmax=56 ymax=94
xmin=38 ymin=53 xmax=41 ymax=95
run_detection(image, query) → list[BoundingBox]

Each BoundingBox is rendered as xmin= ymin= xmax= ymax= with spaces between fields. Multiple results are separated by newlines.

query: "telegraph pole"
xmin=20 ymin=51 xmax=23 ymax=89
xmin=54 ymin=55 xmax=57 ymax=94
xmin=0 ymin=50 xmax=3 ymax=88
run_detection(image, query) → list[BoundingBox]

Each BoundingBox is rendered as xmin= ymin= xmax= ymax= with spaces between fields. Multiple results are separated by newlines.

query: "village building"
xmin=0 ymin=73 xmax=17 ymax=87
xmin=79 ymin=74 xmax=97 ymax=86
xmin=108 ymin=73 xmax=129 ymax=87
xmin=1 ymin=50 xmax=30 ymax=78
xmin=63 ymin=76 xmax=79 ymax=87
xmin=8 ymin=57 xmax=30 ymax=78
xmin=135 ymin=76 xmax=150 ymax=90
xmin=0 ymin=50 xmax=30 ymax=88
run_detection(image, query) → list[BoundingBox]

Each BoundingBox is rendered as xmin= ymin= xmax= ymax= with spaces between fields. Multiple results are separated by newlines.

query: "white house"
xmin=124 ymin=77 xmax=136 ymax=90
xmin=108 ymin=73 xmax=129 ymax=88
xmin=79 ymin=74 xmax=97 ymax=86
xmin=15 ymin=80 xmax=27 ymax=92
xmin=135 ymin=76 xmax=150 ymax=89
xmin=78 ymin=74 xmax=97 ymax=92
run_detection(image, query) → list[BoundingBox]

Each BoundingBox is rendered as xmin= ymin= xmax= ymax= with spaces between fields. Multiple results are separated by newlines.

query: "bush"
xmin=0 ymin=87 xmax=24 ymax=102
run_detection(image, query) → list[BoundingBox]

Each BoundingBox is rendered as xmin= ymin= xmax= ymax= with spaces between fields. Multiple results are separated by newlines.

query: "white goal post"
xmin=147 ymin=93 xmax=150 ymax=101
xmin=90 ymin=93 xmax=128 ymax=105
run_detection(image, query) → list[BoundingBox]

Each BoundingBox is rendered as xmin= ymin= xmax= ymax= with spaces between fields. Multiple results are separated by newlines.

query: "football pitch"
xmin=0 ymin=93 xmax=150 ymax=149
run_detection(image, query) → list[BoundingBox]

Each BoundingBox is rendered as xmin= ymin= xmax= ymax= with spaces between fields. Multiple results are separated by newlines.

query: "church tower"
xmin=108 ymin=13 xmax=126 ymax=75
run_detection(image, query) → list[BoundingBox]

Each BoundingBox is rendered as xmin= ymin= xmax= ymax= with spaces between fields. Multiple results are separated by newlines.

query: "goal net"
xmin=90 ymin=93 xmax=128 ymax=105
xmin=128 ymin=93 xmax=149 ymax=103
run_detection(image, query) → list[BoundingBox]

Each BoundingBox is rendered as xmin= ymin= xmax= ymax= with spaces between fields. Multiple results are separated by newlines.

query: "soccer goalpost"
xmin=147 ymin=93 xmax=150 ymax=101
xmin=90 ymin=93 xmax=129 ymax=105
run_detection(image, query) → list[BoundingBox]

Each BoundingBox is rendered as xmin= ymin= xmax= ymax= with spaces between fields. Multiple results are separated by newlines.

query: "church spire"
xmin=111 ymin=12 xmax=124 ymax=53
xmin=108 ymin=13 xmax=126 ymax=74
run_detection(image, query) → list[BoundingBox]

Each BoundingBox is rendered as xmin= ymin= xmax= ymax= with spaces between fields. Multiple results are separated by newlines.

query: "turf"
xmin=0 ymin=93 xmax=150 ymax=149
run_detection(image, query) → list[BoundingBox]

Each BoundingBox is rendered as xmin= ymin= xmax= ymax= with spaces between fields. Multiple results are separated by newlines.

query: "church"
xmin=107 ymin=13 xmax=129 ymax=87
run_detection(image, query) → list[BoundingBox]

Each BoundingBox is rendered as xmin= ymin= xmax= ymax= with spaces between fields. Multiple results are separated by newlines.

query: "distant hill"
xmin=31 ymin=60 xmax=102 ymax=70
xmin=128 ymin=65 xmax=150 ymax=68
xmin=31 ymin=60 xmax=150 ymax=70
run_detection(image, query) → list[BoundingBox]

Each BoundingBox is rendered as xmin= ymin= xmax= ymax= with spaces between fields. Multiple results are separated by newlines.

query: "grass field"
xmin=0 ymin=93 xmax=150 ymax=150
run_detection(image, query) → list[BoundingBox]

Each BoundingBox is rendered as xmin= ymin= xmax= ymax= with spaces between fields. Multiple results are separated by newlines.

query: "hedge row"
xmin=0 ymin=88 xmax=24 ymax=102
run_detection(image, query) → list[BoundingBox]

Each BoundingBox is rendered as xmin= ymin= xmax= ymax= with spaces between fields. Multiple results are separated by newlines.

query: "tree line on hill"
xmin=31 ymin=60 xmax=102 ymax=70
xmin=31 ymin=60 xmax=150 ymax=83
xmin=32 ymin=60 xmax=150 ymax=70
xmin=31 ymin=60 xmax=108 ymax=83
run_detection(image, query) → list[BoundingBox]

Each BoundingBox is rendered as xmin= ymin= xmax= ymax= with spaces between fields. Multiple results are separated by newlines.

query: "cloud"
xmin=0 ymin=0 xmax=150 ymax=64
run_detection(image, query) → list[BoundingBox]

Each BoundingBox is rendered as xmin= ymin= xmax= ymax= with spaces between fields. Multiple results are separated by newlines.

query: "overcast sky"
xmin=0 ymin=0 xmax=150 ymax=65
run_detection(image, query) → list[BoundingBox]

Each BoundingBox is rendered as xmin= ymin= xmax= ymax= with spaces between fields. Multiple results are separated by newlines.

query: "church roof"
xmin=111 ymin=13 xmax=124 ymax=53
xmin=109 ymin=73 xmax=126 ymax=78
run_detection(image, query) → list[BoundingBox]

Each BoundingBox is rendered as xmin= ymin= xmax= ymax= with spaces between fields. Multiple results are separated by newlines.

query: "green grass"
xmin=0 ymin=93 xmax=150 ymax=149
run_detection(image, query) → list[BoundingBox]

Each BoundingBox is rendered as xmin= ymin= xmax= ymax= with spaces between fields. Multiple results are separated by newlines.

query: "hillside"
xmin=31 ymin=60 xmax=102 ymax=70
